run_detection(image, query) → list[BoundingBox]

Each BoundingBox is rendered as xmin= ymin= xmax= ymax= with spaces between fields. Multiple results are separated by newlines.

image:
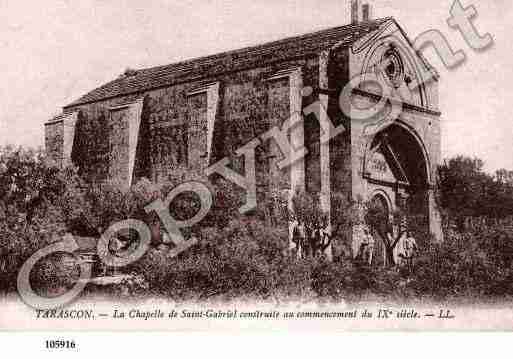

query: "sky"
xmin=0 ymin=0 xmax=511 ymax=172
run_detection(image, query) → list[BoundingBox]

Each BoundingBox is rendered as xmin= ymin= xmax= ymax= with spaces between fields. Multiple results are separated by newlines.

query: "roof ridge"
xmin=64 ymin=17 xmax=393 ymax=108
xmin=137 ymin=17 xmax=393 ymax=74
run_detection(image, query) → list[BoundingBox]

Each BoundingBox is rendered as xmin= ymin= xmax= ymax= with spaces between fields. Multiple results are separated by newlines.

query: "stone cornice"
xmin=314 ymin=87 xmax=441 ymax=117
xmin=352 ymin=88 xmax=441 ymax=117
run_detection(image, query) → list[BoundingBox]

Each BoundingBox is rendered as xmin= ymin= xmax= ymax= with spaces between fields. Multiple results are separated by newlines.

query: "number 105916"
xmin=45 ymin=340 xmax=76 ymax=350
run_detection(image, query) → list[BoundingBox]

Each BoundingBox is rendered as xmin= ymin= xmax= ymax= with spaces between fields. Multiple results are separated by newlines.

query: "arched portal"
xmin=364 ymin=122 xmax=430 ymax=239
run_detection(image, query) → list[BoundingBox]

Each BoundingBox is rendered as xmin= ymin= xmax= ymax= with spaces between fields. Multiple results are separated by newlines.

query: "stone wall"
xmin=45 ymin=120 xmax=64 ymax=167
xmin=47 ymin=56 xmax=321 ymax=200
xmin=108 ymin=107 xmax=130 ymax=186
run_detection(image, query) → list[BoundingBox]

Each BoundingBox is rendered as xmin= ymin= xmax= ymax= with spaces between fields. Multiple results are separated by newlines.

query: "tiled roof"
xmin=45 ymin=112 xmax=74 ymax=125
xmin=65 ymin=17 xmax=392 ymax=108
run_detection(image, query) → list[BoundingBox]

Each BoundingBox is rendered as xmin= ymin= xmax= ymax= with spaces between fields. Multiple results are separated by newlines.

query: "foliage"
xmin=3 ymin=146 xmax=513 ymax=305
xmin=56 ymin=172 xmax=161 ymax=237
xmin=131 ymin=215 xmax=416 ymax=303
xmin=0 ymin=204 xmax=68 ymax=294
xmin=30 ymin=252 xmax=81 ymax=297
xmin=0 ymin=146 xmax=69 ymax=294
xmin=71 ymin=112 xmax=110 ymax=181
xmin=311 ymin=260 xmax=404 ymax=302
xmin=0 ymin=146 xmax=65 ymax=221
xmin=364 ymin=199 xmax=409 ymax=267
xmin=407 ymin=222 xmax=513 ymax=300
xmin=438 ymin=156 xmax=513 ymax=227
xmin=131 ymin=218 xmax=307 ymax=301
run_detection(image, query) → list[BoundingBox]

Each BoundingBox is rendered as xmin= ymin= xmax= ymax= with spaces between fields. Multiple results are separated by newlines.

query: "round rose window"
xmin=381 ymin=48 xmax=404 ymax=88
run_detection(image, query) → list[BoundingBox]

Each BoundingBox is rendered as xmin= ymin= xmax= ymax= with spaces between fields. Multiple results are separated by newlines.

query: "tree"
xmin=364 ymin=200 xmax=406 ymax=268
xmin=437 ymin=156 xmax=513 ymax=227
xmin=0 ymin=146 xmax=66 ymax=223
xmin=0 ymin=146 xmax=69 ymax=293
xmin=437 ymin=156 xmax=488 ymax=219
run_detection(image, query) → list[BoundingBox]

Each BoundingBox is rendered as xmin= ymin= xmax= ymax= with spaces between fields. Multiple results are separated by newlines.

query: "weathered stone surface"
xmin=45 ymin=17 xmax=443 ymax=255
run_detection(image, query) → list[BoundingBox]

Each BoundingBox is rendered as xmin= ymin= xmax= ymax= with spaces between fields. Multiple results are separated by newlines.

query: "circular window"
xmin=381 ymin=48 xmax=404 ymax=88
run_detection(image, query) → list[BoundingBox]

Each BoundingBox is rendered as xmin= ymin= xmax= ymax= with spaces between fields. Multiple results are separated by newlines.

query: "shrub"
xmin=131 ymin=217 xmax=320 ymax=302
xmin=56 ymin=173 xmax=161 ymax=237
xmin=29 ymin=252 xmax=81 ymax=297
xmin=407 ymin=223 xmax=513 ymax=301
xmin=0 ymin=146 xmax=69 ymax=294
xmin=311 ymin=260 xmax=404 ymax=302
xmin=0 ymin=202 xmax=69 ymax=294
xmin=4 ymin=145 xmax=513 ymax=305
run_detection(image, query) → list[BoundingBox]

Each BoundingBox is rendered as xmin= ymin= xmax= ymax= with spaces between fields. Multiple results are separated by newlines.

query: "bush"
xmin=407 ymin=222 xmax=513 ymax=301
xmin=131 ymin=217 xmax=349 ymax=302
xmin=30 ymin=252 xmax=81 ymax=297
xmin=4 ymin=145 xmax=513 ymax=305
xmin=311 ymin=260 xmax=405 ymax=302
xmin=131 ymin=217 xmax=408 ymax=303
xmin=0 ymin=146 xmax=69 ymax=294
xmin=0 ymin=203 xmax=69 ymax=294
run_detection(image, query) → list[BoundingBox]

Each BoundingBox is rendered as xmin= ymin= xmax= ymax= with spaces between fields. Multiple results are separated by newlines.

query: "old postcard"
xmin=1 ymin=0 xmax=511 ymax=334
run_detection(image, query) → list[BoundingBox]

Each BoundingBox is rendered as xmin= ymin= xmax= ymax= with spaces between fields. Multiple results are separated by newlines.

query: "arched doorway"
xmin=363 ymin=122 xmax=430 ymax=263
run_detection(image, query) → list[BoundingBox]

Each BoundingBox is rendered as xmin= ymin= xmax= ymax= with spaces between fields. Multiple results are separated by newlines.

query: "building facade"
xmin=45 ymin=8 xmax=443 ymax=259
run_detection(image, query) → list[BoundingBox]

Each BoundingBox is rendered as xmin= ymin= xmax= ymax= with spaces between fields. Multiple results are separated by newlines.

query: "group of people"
xmin=289 ymin=219 xmax=418 ymax=267
xmin=355 ymin=224 xmax=418 ymax=268
xmin=290 ymin=220 xmax=332 ymax=259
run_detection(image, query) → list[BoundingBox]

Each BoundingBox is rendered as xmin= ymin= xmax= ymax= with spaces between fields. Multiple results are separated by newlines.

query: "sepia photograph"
xmin=1 ymin=0 xmax=512 ymax=341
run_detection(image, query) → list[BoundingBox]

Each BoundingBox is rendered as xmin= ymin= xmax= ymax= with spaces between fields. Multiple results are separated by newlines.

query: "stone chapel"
xmin=45 ymin=1 xmax=443 ymax=259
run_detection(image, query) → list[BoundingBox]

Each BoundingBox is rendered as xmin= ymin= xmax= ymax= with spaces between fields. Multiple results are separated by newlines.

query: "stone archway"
xmin=363 ymin=122 xmax=431 ymax=243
